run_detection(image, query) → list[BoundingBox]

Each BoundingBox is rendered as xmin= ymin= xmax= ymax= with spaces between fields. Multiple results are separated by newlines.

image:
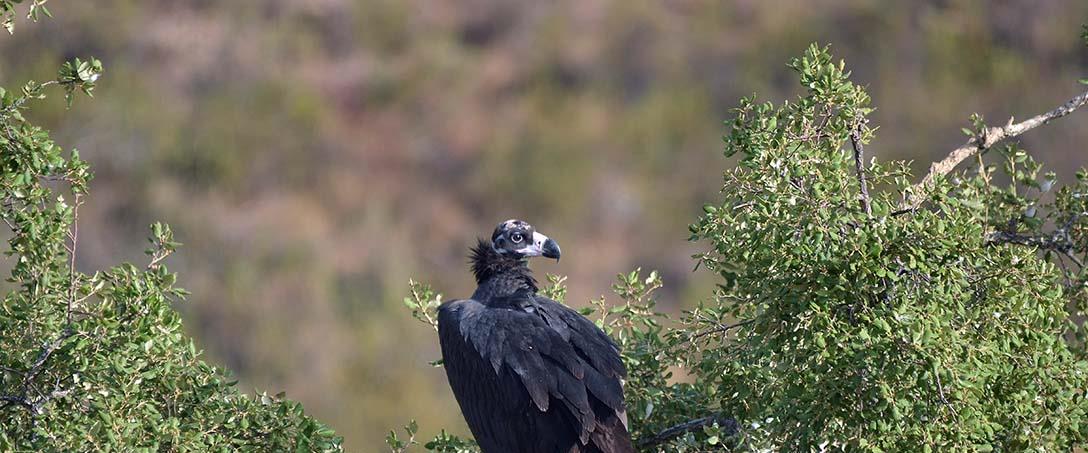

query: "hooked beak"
xmin=524 ymin=231 xmax=562 ymax=261
xmin=542 ymin=238 xmax=561 ymax=261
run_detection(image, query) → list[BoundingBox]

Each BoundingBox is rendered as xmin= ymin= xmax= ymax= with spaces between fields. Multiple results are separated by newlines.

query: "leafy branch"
xmin=404 ymin=279 xmax=443 ymax=331
xmin=1 ymin=8 xmax=341 ymax=450
xmin=0 ymin=0 xmax=50 ymax=34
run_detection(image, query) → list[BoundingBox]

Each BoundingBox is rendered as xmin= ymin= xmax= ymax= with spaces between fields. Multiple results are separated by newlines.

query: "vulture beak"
xmin=526 ymin=231 xmax=562 ymax=261
xmin=542 ymin=237 xmax=561 ymax=261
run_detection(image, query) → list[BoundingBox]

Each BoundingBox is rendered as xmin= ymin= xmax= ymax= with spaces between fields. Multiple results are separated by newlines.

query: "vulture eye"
xmin=510 ymin=232 xmax=524 ymax=243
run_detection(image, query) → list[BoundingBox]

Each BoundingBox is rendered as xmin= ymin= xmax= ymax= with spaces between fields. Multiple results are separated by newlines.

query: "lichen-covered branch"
xmin=907 ymin=88 xmax=1088 ymax=208
xmin=850 ymin=118 xmax=873 ymax=218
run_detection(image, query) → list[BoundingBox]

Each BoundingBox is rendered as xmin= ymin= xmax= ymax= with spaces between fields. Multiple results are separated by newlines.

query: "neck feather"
xmin=469 ymin=239 xmax=538 ymax=292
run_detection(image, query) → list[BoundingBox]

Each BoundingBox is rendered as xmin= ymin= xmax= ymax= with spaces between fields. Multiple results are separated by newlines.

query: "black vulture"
xmin=438 ymin=219 xmax=634 ymax=453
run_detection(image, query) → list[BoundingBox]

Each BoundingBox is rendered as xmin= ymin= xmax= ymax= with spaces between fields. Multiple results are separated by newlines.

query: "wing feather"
xmin=533 ymin=295 xmax=627 ymax=410
xmin=438 ymin=296 xmax=632 ymax=453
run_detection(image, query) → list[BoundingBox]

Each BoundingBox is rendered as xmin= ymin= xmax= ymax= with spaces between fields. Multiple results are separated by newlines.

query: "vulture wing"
xmin=438 ymin=293 xmax=633 ymax=453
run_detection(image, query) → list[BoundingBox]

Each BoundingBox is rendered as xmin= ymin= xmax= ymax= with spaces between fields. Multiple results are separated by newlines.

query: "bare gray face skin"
xmin=491 ymin=219 xmax=561 ymax=260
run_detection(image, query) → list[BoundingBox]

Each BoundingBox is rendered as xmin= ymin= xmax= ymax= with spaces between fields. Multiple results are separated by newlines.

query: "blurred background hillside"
xmin=1 ymin=0 xmax=1087 ymax=449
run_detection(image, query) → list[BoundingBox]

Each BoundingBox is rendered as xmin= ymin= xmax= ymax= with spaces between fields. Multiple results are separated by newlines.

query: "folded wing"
xmin=438 ymin=296 xmax=632 ymax=453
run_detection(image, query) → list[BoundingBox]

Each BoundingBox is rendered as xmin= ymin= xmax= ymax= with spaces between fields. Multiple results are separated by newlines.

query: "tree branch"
xmin=688 ymin=319 xmax=753 ymax=342
xmin=636 ymin=414 xmax=739 ymax=449
xmin=906 ymin=88 xmax=1088 ymax=209
xmin=934 ymin=368 xmax=957 ymax=416
xmin=0 ymin=395 xmax=32 ymax=410
xmin=988 ymin=230 xmax=1083 ymax=267
xmin=1 ymin=330 xmax=75 ymax=440
xmin=24 ymin=329 xmax=72 ymax=383
xmin=850 ymin=118 xmax=873 ymax=218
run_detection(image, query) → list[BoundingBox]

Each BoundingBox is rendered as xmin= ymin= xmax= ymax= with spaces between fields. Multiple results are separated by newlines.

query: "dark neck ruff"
xmin=469 ymin=239 xmax=538 ymax=299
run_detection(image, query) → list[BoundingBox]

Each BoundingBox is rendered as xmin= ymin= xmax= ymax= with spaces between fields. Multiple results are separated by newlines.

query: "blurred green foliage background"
xmin=1 ymin=0 xmax=1087 ymax=449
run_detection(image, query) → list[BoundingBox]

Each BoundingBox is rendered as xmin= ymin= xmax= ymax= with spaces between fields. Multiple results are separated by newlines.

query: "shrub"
xmin=0 ymin=6 xmax=342 ymax=451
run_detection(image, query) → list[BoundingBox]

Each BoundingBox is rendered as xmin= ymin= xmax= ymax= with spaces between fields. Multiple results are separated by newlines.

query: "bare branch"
xmin=850 ymin=117 xmax=873 ymax=218
xmin=987 ymin=230 xmax=1084 ymax=268
xmin=0 ymin=395 xmax=32 ymax=410
xmin=907 ymin=88 xmax=1088 ymax=209
xmin=636 ymin=414 xmax=739 ymax=449
xmin=934 ymin=368 xmax=957 ymax=416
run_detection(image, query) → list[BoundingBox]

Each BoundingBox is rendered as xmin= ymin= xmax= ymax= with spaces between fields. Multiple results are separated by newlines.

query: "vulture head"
xmin=490 ymin=219 xmax=561 ymax=260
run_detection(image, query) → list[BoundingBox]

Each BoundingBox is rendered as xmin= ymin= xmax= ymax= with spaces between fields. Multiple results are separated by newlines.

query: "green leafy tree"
xmin=0 ymin=6 xmax=342 ymax=451
xmin=399 ymin=35 xmax=1088 ymax=451
xmin=689 ymin=43 xmax=1088 ymax=450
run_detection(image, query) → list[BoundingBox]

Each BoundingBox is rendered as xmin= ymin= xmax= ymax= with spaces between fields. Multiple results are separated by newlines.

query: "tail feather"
xmin=587 ymin=411 xmax=635 ymax=453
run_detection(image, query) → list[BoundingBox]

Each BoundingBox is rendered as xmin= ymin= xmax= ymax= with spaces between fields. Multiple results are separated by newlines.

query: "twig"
xmin=1059 ymin=250 xmax=1083 ymax=268
xmin=1054 ymin=252 xmax=1076 ymax=289
xmin=906 ymin=88 xmax=1088 ymax=209
xmin=791 ymin=104 xmax=835 ymax=142
xmin=934 ymin=369 xmax=957 ymax=416
xmin=688 ymin=319 xmax=753 ymax=342
xmin=146 ymin=233 xmax=174 ymax=271
xmin=849 ymin=117 xmax=873 ymax=218
xmin=636 ymin=414 xmax=739 ymax=448
xmin=66 ymin=194 xmax=81 ymax=326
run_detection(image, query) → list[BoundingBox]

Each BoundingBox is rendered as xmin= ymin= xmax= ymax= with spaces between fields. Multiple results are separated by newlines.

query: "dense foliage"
xmin=401 ymin=41 xmax=1088 ymax=451
xmin=0 ymin=8 xmax=342 ymax=451
xmin=689 ymin=44 xmax=1088 ymax=450
xmin=4 ymin=3 xmax=1086 ymax=447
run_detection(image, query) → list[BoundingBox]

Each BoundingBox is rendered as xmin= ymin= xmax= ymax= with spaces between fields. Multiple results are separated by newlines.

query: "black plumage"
xmin=438 ymin=221 xmax=633 ymax=453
